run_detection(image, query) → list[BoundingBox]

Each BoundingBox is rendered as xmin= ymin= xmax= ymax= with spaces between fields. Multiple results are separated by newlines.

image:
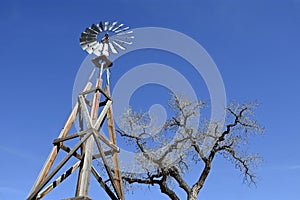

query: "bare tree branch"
xmin=117 ymin=94 xmax=263 ymax=200
xmin=168 ymin=166 xmax=191 ymax=194
xmin=122 ymin=171 xmax=180 ymax=200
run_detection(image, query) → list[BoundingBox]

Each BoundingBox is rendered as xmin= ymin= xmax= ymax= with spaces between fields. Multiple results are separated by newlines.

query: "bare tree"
xmin=117 ymin=93 xmax=263 ymax=200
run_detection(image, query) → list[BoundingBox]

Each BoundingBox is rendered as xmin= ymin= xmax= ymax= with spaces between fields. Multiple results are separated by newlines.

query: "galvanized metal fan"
xmin=79 ymin=21 xmax=134 ymax=56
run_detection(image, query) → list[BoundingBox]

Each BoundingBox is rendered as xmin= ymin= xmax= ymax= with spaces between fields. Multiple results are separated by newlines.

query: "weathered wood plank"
xmin=91 ymin=78 xmax=102 ymax=123
xmin=79 ymin=88 xmax=97 ymax=96
xmin=79 ymin=106 xmax=84 ymax=131
xmin=93 ymin=150 xmax=112 ymax=159
xmin=94 ymin=100 xmax=112 ymax=130
xmin=79 ymin=87 xmax=110 ymax=100
xmin=76 ymin=136 xmax=94 ymax=197
xmin=53 ymin=129 xmax=92 ymax=144
xmin=78 ymin=95 xmax=92 ymax=129
xmin=37 ymin=161 xmax=81 ymax=199
xmin=91 ymin=166 xmax=119 ymax=200
xmin=76 ymin=76 xmax=102 ymax=197
xmin=63 ymin=197 xmax=92 ymax=200
xmin=92 ymin=132 xmax=122 ymax=199
xmin=60 ymin=144 xmax=82 ymax=160
xmin=93 ymin=129 xmax=120 ymax=152
xmin=106 ymin=85 xmax=124 ymax=199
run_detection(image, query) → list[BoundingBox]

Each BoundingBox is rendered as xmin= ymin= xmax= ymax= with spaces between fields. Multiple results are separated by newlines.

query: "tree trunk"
xmin=188 ymin=154 xmax=214 ymax=200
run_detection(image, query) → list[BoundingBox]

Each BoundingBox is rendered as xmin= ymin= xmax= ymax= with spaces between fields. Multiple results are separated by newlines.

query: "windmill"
xmin=27 ymin=20 xmax=133 ymax=200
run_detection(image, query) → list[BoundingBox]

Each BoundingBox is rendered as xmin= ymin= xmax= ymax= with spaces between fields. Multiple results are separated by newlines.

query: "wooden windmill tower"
xmin=27 ymin=21 xmax=133 ymax=200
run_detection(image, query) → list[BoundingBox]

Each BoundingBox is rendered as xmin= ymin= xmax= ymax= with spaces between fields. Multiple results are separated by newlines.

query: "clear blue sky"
xmin=0 ymin=0 xmax=300 ymax=199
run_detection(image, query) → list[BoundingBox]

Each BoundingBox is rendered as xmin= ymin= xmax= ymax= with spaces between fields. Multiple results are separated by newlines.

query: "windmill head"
xmin=80 ymin=21 xmax=134 ymax=57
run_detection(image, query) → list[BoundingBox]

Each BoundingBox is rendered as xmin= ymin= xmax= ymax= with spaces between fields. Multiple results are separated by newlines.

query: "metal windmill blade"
xmin=79 ymin=20 xmax=134 ymax=56
xmin=108 ymin=21 xmax=118 ymax=31
xmin=104 ymin=21 xmax=109 ymax=31
xmin=110 ymin=23 xmax=134 ymax=50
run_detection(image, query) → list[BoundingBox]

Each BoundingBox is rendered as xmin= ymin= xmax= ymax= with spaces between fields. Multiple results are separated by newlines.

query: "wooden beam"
xmin=93 ymin=150 xmax=112 ymax=159
xmin=27 ymin=132 xmax=92 ymax=200
xmin=92 ymin=132 xmax=122 ymax=199
xmin=79 ymin=87 xmax=110 ymax=100
xmin=60 ymin=144 xmax=82 ymax=160
xmin=63 ymin=197 xmax=92 ymax=200
xmin=28 ymin=105 xmax=78 ymax=197
xmin=78 ymin=95 xmax=93 ymax=129
xmin=75 ymin=145 xmax=85 ymax=196
xmin=79 ymin=88 xmax=97 ymax=96
xmin=76 ymin=136 xmax=94 ymax=197
xmin=106 ymin=85 xmax=125 ymax=199
xmin=91 ymin=166 xmax=119 ymax=200
xmin=53 ymin=129 xmax=92 ymax=144
xmin=93 ymin=129 xmax=120 ymax=152
xmin=91 ymin=78 xmax=102 ymax=123
xmin=76 ymin=76 xmax=102 ymax=197
xmin=76 ymin=102 xmax=85 ymax=196
xmin=79 ymin=106 xmax=84 ymax=131
xmin=37 ymin=161 xmax=81 ymax=199
xmin=59 ymin=144 xmax=111 ymax=162
xmin=94 ymin=100 xmax=112 ymax=130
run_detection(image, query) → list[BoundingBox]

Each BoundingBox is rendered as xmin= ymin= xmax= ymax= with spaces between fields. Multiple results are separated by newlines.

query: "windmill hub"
xmin=101 ymin=33 xmax=109 ymax=43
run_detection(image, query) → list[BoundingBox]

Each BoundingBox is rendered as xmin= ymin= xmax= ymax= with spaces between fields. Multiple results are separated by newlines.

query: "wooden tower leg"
xmin=27 ymin=83 xmax=92 ymax=200
xmin=75 ymin=137 xmax=95 ymax=197
xmin=106 ymin=85 xmax=124 ymax=200
xmin=76 ymin=76 xmax=102 ymax=198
